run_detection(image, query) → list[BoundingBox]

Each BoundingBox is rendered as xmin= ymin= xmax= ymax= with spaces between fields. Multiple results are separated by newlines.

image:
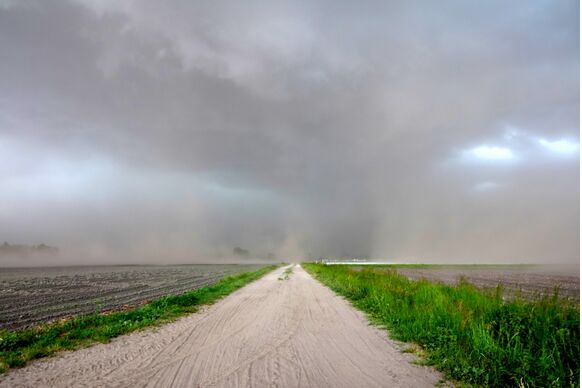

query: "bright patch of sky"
xmin=538 ymin=138 xmax=579 ymax=155
xmin=459 ymin=127 xmax=580 ymax=165
xmin=466 ymin=146 xmax=515 ymax=161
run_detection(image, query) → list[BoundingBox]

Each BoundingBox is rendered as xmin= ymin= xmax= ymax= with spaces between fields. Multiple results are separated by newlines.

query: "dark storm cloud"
xmin=0 ymin=0 xmax=579 ymax=264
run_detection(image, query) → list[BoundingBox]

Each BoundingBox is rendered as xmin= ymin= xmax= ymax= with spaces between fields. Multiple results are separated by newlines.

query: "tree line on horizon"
xmin=0 ymin=242 xmax=59 ymax=257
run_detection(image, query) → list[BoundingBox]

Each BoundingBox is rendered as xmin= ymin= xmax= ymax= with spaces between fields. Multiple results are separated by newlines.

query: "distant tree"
xmin=0 ymin=242 xmax=58 ymax=256
xmin=233 ymin=247 xmax=250 ymax=257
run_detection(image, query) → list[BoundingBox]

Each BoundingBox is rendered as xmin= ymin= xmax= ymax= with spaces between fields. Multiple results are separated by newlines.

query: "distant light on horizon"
xmin=538 ymin=139 xmax=579 ymax=154
xmin=467 ymin=146 xmax=514 ymax=161
xmin=473 ymin=181 xmax=501 ymax=192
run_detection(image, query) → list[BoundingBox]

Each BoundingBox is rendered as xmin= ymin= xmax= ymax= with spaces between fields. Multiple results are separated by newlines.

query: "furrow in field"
xmin=0 ymin=265 xmax=263 ymax=330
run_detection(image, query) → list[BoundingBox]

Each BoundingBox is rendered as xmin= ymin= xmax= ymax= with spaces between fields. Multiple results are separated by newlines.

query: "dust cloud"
xmin=0 ymin=1 xmax=579 ymax=267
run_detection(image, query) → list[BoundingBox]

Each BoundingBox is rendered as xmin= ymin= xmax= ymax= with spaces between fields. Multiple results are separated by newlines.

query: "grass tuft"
xmin=278 ymin=265 xmax=295 ymax=281
xmin=303 ymin=263 xmax=579 ymax=387
xmin=0 ymin=265 xmax=278 ymax=374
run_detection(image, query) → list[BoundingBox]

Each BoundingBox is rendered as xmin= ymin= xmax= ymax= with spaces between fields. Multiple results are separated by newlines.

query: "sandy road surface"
xmin=0 ymin=265 xmax=441 ymax=388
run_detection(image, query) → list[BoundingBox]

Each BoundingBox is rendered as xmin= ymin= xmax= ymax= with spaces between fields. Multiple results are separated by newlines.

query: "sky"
xmin=0 ymin=0 xmax=579 ymax=265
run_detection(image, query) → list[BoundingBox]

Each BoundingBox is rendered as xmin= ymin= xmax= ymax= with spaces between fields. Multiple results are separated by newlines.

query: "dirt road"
xmin=0 ymin=265 xmax=441 ymax=387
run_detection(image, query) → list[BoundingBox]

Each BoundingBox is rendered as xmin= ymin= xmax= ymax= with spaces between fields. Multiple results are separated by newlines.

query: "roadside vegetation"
xmin=349 ymin=263 xmax=537 ymax=270
xmin=304 ymin=263 xmax=579 ymax=387
xmin=278 ymin=265 xmax=295 ymax=280
xmin=0 ymin=265 xmax=278 ymax=374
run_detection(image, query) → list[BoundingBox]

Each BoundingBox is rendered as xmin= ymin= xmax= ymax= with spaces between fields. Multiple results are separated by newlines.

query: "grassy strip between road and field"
xmin=303 ymin=263 xmax=579 ymax=387
xmin=0 ymin=264 xmax=279 ymax=374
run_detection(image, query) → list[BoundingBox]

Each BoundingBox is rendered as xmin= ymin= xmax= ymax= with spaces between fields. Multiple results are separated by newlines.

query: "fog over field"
xmin=0 ymin=1 xmax=579 ymax=266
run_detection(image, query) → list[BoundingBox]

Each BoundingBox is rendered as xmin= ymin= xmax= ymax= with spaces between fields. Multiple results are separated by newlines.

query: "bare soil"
xmin=396 ymin=267 xmax=579 ymax=300
xmin=0 ymin=264 xmax=263 ymax=330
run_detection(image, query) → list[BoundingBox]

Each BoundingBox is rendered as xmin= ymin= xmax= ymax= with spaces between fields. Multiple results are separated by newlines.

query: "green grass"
xmin=349 ymin=264 xmax=538 ymax=270
xmin=303 ymin=263 xmax=579 ymax=387
xmin=0 ymin=265 xmax=278 ymax=374
xmin=278 ymin=265 xmax=294 ymax=280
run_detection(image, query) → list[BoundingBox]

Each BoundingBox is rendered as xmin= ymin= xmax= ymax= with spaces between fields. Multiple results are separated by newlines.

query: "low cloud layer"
xmin=0 ymin=0 xmax=579 ymax=265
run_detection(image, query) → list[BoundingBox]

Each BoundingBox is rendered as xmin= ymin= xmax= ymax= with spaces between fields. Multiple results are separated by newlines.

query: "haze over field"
xmin=0 ymin=1 xmax=579 ymax=266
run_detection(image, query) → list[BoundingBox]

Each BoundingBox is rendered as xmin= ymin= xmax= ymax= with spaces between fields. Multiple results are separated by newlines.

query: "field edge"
xmin=302 ymin=263 xmax=580 ymax=388
xmin=0 ymin=264 xmax=280 ymax=374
